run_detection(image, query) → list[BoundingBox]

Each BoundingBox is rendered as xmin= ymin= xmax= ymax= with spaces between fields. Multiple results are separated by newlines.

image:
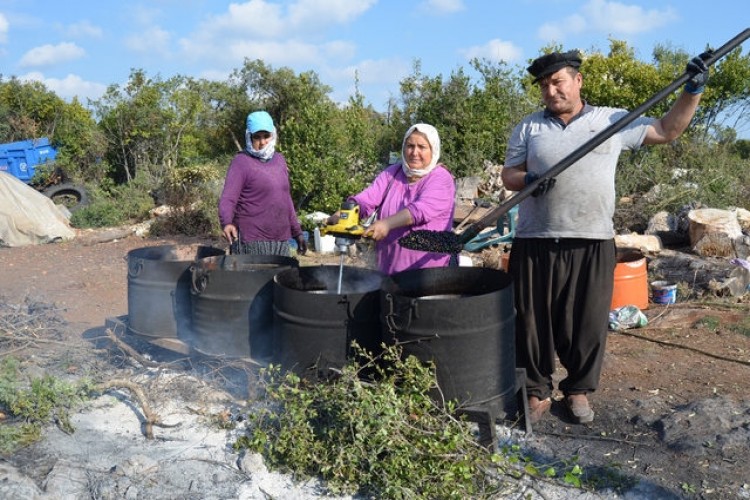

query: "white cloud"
xmin=289 ymin=0 xmax=377 ymax=26
xmin=197 ymin=68 xmax=232 ymax=82
xmin=20 ymin=72 xmax=107 ymax=102
xmin=186 ymin=0 xmax=374 ymax=40
xmin=181 ymin=0 xmax=374 ymax=61
xmin=582 ymin=0 xmax=678 ymax=33
xmin=125 ymin=26 xmax=172 ymax=57
xmin=65 ymin=20 xmax=103 ymax=39
xmin=131 ymin=5 xmax=163 ymax=26
xmin=19 ymin=42 xmax=85 ymax=68
xmin=537 ymin=0 xmax=678 ymax=42
xmin=215 ymin=38 xmax=356 ymax=67
xmin=419 ymin=0 xmax=465 ymax=14
xmin=179 ymin=0 xmax=378 ymax=103
xmin=335 ymin=57 xmax=410 ymax=86
xmin=538 ymin=14 xmax=587 ymax=42
xmin=325 ymin=57 xmax=410 ymax=107
xmin=199 ymin=1 xmax=286 ymax=38
xmin=460 ymin=39 xmax=523 ymax=63
xmin=0 ymin=13 xmax=9 ymax=43
xmin=226 ymin=39 xmax=321 ymax=65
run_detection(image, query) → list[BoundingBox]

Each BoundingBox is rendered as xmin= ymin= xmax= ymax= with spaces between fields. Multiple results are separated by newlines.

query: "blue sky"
xmin=0 ymin=1 xmax=747 ymax=118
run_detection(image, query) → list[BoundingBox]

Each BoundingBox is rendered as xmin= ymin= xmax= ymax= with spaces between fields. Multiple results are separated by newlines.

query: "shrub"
xmin=235 ymin=344 xmax=509 ymax=499
xmin=70 ymin=177 xmax=154 ymax=228
xmin=147 ymin=162 xmax=224 ymax=237
xmin=0 ymin=357 xmax=93 ymax=454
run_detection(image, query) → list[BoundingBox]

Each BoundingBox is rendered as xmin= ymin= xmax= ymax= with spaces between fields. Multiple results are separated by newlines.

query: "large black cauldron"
xmin=273 ymin=265 xmax=383 ymax=378
xmin=381 ymin=267 xmax=516 ymax=408
xmin=127 ymin=244 xmax=225 ymax=339
xmin=189 ymin=254 xmax=298 ymax=359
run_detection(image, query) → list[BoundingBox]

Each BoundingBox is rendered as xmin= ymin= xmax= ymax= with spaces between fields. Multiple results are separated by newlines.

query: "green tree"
xmin=389 ymin=59 xmax=529 ymax=179
xmin=187 ymin=78 xmax=253 ymax=157
xmin=0 ymin=78 xmax=104 ymax=183
xmin=580 ymin=39 xmax=668 ymax=114
xmin=52 ymin=98 xmax=108 ymax=182
xmin=231 ymin=59 xmax=370 ymax=212
xmin=0 ymin=78 xmax=62 ymax=141
xmin=92 ymin=70 xmax=204 ymax=183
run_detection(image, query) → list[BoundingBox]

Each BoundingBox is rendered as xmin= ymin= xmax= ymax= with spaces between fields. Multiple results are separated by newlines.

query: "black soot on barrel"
xmin=189 ymin=254 xmax=298 ymax=359
xmin=273 ymin=265 xmax=383 ymax=379
xmin=127 ymin=244 xmax=225 ymax=339
xmin=381 ymin=267 xmax=516 ymax=409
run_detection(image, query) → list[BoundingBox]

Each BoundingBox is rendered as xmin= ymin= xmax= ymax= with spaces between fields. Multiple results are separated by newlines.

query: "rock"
xmin=455 ymin=176 xmax=481 ymax=202
xmin=645 ymin=210 xmax=688 ymax=246
xmin=615 ymin=233 xmax=663 ymax=253
xmin=0 ymin=462 xmax=45 ymax=499
xmin=722 ymin=266 xmax=750 ymax=297
xmin=239 ymin=451 xmax=268 ymax=475
xmin=734 ymin=207 xmax=750 ymax=233
xmin=42 ymin=459 xmax=89 ymax=498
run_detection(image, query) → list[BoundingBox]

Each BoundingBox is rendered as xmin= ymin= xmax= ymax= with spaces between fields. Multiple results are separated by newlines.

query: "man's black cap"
xmin=527 ymin=50 xmax=582 ymax=83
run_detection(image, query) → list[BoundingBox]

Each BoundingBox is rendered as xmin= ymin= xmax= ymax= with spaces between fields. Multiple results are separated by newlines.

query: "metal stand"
xmin=456 ymin=368 xmax=531 ymax=453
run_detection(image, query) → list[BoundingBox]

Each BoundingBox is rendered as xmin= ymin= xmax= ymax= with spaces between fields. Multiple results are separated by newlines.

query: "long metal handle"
xmin=458 ymin=27 xmax=750 ymax=245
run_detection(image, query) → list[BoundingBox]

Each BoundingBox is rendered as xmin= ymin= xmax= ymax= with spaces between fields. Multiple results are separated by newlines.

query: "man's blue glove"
xmin=684 ymin=50 xmax=712 ymax=95
xmin=525 ymin=172 xmax=556 ymax=197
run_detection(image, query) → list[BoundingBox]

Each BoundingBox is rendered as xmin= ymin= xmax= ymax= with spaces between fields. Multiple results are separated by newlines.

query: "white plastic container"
xmin=313 ymin=227 xmax=336 ymax=253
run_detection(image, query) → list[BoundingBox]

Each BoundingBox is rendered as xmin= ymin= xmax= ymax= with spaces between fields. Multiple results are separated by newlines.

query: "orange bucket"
xmin=500 ymin=251 xmax=510 ymax=272
xmin=611 ymin=250 xmax=648 ymax=310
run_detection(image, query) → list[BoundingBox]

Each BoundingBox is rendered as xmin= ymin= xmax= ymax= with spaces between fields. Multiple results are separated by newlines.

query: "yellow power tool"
xmin=321 ymin=201 xmax=368 ymax=253
xmin=321 ymin=201 xmax=366 ymax=239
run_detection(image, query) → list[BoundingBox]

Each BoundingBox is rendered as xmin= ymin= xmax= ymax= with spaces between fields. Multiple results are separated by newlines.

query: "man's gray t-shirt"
xmin=505 ymin=105 xmax=654 ymax=239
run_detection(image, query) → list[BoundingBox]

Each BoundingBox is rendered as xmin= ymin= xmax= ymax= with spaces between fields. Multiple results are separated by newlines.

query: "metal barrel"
xmin=273 ymin=265 xmax=383 ymax=379
xmin=381 ymin=267 xmax=516 ymax=409
xmin=126 ymin=244 xmax=225 ymax=339
xmin=189 ymin=254 xmax=298 ymax=359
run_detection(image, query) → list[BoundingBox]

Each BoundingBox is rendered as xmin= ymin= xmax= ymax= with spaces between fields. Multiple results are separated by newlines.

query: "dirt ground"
xmin=1 ymin=230 xmax=750 ymax=499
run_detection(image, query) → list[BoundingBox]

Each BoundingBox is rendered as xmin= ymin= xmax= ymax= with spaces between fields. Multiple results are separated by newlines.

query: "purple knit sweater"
xmin=218 ymin=152 xmax=302 ymax=242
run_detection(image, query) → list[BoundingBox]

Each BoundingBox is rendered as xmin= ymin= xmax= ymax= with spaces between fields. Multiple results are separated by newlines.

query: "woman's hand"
xmin=365 ymin=209 xmax=414 ymax=241
xmin=223 ymin=224 xmax=238 ymax=243
xmin=364 ymin=219 xmax=390 ymax=241
xmin=295 ymin=234 xmax=308 ymax=255
xmin=325 ymin=213 xmax=341 ymax=226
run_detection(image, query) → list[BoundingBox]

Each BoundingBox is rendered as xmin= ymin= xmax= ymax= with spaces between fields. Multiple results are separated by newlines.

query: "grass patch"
xmin=693 ymin=316 xmax=722 ymax=332
xmin=728 ymin=315 xmax=750 ymax=338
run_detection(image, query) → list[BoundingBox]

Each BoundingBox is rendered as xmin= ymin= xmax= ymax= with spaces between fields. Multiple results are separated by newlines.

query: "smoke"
xmin=280 ymin=265 xmax=383 ymax=294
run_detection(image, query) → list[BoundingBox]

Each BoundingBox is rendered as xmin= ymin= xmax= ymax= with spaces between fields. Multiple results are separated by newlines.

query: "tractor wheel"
xmin=42 ymin=183 xmax=90 ymax=212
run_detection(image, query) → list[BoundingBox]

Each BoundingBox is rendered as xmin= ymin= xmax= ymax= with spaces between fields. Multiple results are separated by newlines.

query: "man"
xmin=501 ymin=49 xmax=710 ymax=424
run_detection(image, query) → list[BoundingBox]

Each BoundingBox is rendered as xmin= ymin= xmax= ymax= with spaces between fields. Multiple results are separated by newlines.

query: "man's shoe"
xmin=527 ymin=396 xmax=551 ymax=424
xmin=565 ymin=394 xmax=594 ymax=424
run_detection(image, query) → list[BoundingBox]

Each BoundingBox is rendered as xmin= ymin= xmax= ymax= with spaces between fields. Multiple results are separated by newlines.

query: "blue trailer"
xmin=0 ymin=137 xmax=88 ymax=210
xmin=0 ymin=137 xmax=58 ymax=182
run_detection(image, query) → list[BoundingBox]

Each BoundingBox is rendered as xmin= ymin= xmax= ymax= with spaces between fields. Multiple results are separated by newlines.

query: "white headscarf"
xmin=401 ymin=123 xmax=441 ymax=179
xmin=245 ymin=130 xmax=277 ymax=161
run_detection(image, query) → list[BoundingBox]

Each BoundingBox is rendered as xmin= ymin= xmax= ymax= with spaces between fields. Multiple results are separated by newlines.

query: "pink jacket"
xmin=351 ymin=163 xmax=455 ymax=275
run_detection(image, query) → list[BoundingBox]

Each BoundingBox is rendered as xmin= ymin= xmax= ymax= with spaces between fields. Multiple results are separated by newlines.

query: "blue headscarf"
xmin=245 ymin=111 xmax=277 ymax=161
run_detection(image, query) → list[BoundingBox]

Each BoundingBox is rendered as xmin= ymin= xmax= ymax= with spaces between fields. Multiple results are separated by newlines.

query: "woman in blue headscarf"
xmin=218 ymin=111 xmax=307 ymax=256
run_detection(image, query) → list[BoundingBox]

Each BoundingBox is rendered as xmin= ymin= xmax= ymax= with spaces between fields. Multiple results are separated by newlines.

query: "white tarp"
xmin=0 ymin=171 xmax=76 ymax=247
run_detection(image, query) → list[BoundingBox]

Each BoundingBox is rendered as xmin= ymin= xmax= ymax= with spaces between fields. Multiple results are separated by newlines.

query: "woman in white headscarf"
xmin=332 ymin=123 xmax=456 ymax=275
xmin=218 ymin=111 xmax=307 ymax=256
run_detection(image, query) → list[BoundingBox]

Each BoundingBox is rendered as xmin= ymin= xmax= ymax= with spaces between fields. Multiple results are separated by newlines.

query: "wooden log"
xmin=687 ymin=208 xmax=742 ymax=257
